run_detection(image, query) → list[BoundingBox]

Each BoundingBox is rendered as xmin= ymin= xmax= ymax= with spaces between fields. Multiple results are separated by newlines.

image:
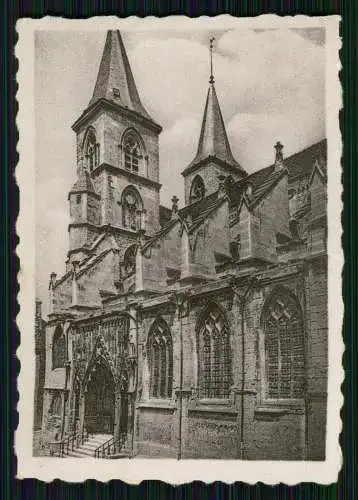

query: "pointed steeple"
xmin=89 ymin=30 xmax=153 ymax=122
xmin=186 ymin=39 xmax=244 ymax=174
xmin=191 ymin=84 xmax=241 ymax=168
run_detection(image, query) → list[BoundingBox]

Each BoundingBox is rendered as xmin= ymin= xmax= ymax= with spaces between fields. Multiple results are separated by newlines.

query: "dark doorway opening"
xmin=84 ymin=362 xmax=115 ymax=435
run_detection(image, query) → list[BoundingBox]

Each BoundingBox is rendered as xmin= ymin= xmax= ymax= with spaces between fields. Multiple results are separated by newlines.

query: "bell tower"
xmin=68 ymin=30 xmax=162 ymax=264
xmin=182 ymin=37 xmax=246 ymax=206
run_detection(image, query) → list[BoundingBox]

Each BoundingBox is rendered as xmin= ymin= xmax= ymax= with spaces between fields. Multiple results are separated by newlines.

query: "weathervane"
xmin=209 ymin=37 xmax=215 ymax=84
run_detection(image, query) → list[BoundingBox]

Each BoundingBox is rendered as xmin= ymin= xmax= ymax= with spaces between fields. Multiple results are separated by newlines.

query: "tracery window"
xmin=261 ymin=290 xmax=305 ymax=400
xmin=50 ymin=392 xmax=62 ymax=416
xmin=197 ymin=304 xmax=232 ymax=399
xmin=124 ymin=136 xmax=140 ymax=173
xmin=121 ymin=186 xmax=143 ymax=231
xmin=52 ymin=325 xmax=66 ymax=370
xmin=190 ymin=175 xmax=205 ymax=204
xmin=123 ymin=245 xmax=136 ymax=277
xmin=148 ymin=318 xmax=173 ymax=399
xmin=84 ymin=128 xmax=99 ymax=172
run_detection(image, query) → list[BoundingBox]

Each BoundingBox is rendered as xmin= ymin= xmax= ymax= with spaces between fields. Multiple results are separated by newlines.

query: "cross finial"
xmin=171 ymin=195 xmax=179 ymax=218
xmin=171 ymin=195 xmax=179 ymax=209
xmin=209 ymin=37 xmax=215 ymax=84
xmin=274 ymin=141 xmax=284 ymax=169
xmin=274 ymin=141 xmax=283 ymax=153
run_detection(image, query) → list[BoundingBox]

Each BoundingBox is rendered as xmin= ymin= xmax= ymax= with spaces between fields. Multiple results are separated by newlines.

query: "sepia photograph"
xmin=16 ymin=16 xmax=342 ymax=483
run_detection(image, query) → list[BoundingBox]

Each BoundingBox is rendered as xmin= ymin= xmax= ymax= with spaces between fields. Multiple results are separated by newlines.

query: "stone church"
xmin=37 ymin=30 xmax=328 ymax=460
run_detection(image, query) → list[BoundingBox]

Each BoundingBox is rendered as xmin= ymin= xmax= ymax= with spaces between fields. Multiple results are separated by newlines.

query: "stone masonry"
xmin=38 ymin=30 xmax=328 ymax=460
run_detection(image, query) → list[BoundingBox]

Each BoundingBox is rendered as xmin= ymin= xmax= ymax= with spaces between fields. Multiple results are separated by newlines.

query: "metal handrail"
xmin=94 ymin=432 xmax=127 ymax=458
xmin=55 ymin=427 xmax=90 ymax=457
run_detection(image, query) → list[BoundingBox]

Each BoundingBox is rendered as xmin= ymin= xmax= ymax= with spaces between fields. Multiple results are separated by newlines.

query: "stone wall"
xmin=183 ymin=162 xmax=243 ymax=204
xmin=132 ymin=266 xmax=327 ymax=460
xmin=190 ymin=200 xmax=231 ymax=276
xmin=140 ymin=221 xmax=181 ymax=291
xmin=77 ymin=250 xmax=117 ymax=305
xmin=305 ymin=257 xmax=328 ymax=460
xmin=92 ymin=168 xmax=160 ymax=236
xmin=101 ymin=110 xmax=160 ymax=183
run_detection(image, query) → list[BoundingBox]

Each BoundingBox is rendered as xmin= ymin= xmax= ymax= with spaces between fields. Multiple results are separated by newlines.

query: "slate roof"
xmin=142 ymin=192 xmax=225 ymax=252
xmin=179 ymin=191 xmax=219 ymax=221
xmin=248 ymin=139 xmax=327 ymax=188
xmin=88 ymin=30 xmax=155 ymax=123
xmin=183 ymin=83 xmax=246 ymax=176
xmin=69 ymin=169 xmax=98 ymax=195
xmin=227 ymin=139 xmax=327 ymax=208
xmin=248 ymin=169 xmax=286 ymax=207
xmin=141 ymin=219 xmax=179 ymax=252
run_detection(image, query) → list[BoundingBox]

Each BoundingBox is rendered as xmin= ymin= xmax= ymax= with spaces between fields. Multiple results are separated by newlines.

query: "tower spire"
xmin=184 ymin=73 xmax=245 ymax=174
xmin=88 ymin=30 xmax=154 ymax=123
xmin=209 ymin=37 xmax=215 ymax=84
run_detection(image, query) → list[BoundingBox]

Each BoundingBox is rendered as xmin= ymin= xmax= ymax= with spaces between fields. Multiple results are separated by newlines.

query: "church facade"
xmin=38 ymin=30 xmax=328 ymax=460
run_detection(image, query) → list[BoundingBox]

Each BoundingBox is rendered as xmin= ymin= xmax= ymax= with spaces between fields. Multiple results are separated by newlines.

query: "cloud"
xmin=128 ymin=37 xmax=212 ymax=127
xmin=217 ymin=28 xmax=325 ymax=116
xmin=228 ymin=111 xmax=325 ymax=173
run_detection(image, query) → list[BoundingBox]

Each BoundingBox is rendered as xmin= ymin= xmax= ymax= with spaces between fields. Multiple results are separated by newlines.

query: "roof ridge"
xmin=249 ymin=169 xmax=286 ymax=208
xmin=77 ymin=248 xmax=113 ymax=278
xmin=141 ymin=219 xmax=179 ymax=252
xmin=188 ymin=196 xmax=227 ymax=233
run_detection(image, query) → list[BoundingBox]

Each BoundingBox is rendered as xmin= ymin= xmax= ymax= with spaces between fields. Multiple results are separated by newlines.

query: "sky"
xmin=35 ymin=27 xmax=325 ymax=314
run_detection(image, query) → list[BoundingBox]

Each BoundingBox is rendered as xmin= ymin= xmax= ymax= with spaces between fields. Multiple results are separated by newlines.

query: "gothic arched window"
xmin=84 ymin=128 xmax=99 ymax=172
xmin=123 ymin=245 xmax=136 ymax=277
xmin=190 ymin=175 xmax=205 ymax=204
xmin=52 ymin=325 xmax=66 ymax=370
xmin=50 ymin=392 xmax=62 ymax=416
xmin=148 ymin=318 xmax=173 ymax=399
xmin=123 ymin=135 xmax=141 ymax=174
xmin=121 ymin=186 xmax=143 ymax=231
xmin=261 ymin=289 xmax=305 ymax=400
xmin=197 ymin=304 xmax=232 ymax=399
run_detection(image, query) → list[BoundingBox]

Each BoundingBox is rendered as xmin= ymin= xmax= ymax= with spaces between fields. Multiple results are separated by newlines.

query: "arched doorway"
xmin=84 ymin=361 xmax=115 ymax=435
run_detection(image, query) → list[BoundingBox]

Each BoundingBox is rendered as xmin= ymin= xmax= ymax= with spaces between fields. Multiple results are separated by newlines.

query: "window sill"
xmin=188 ymin=401 xmax=237 ymax=417
xmin=197 ymin=398 xmax=231 ymax=406
xmin=136 ymin=400 xmax=175 ymax=411
xmin=51 ymin=367 xmax=65 ymax=373
xmin=255 ymin=400 xmax=305 ymax=420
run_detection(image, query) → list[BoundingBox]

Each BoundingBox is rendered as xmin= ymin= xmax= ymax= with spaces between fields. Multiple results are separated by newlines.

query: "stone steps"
xmin=65 ymin=433 xmax=112 ymax=458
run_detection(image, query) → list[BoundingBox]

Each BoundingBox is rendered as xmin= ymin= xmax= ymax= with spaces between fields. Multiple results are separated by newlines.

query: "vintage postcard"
xmin=16 ymin=15 xmax=343 ymax=483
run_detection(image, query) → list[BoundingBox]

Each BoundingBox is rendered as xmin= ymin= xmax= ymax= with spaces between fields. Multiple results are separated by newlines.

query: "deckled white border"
xmin=16 ymin=15 xmax=343 ymax=484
